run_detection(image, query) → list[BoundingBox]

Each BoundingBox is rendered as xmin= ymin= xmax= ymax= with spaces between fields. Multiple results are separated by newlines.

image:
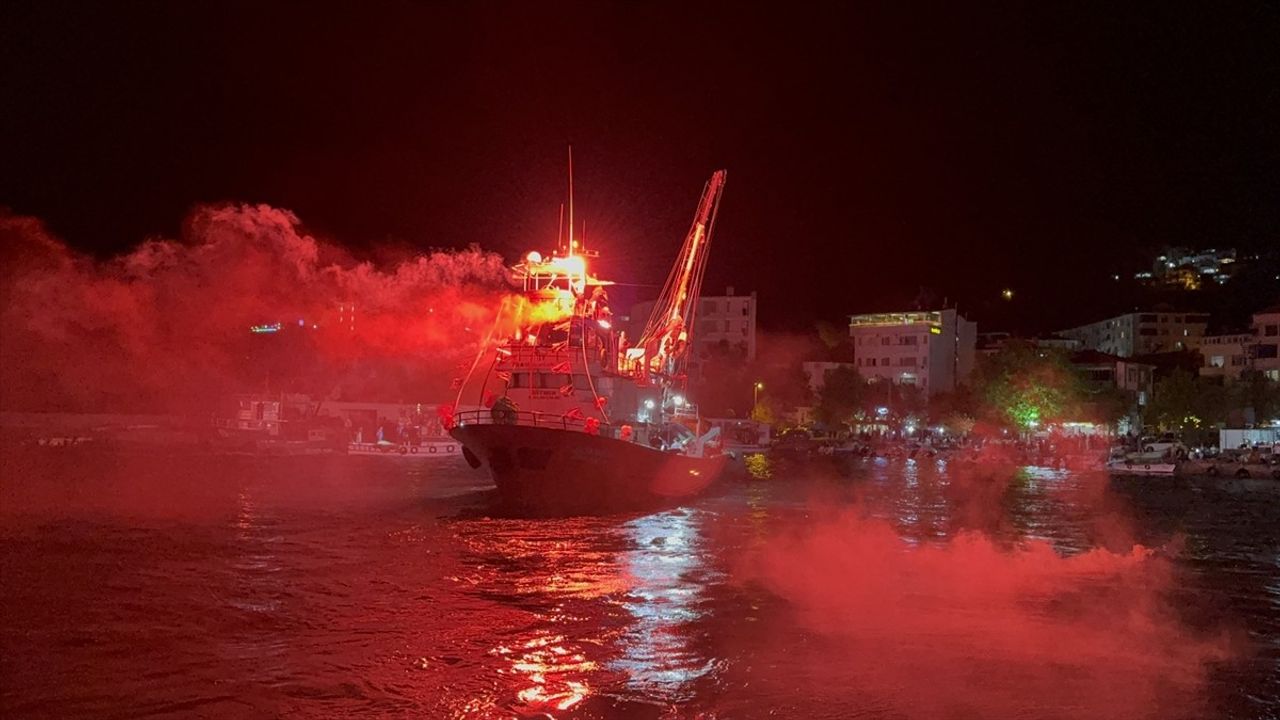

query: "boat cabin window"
xmin=510 ymin=373 xmax=530 ymax=388
xmin=535 ymin=373 xmax=574 ymax=389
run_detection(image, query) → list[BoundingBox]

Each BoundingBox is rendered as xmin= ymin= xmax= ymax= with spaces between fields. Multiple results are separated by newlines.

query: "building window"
xmin=900 ymin=336 xmax=919 ymax=345
xmin=881 ymin=337 xmax=891 ymax=346
xmin=899 ymin=357 xmax=918 ymax=367
xmin=1257 ymin=344 xmax=1279 ymax=359
xmin=1209 ymin=356 xmax=1225 ymax=368
xmin=1265 ymin=325 xmax=1278 ymax=337
xmin=882 ymin=357 xmax=890 ymax=366
xmin=1139 ymin=328 xmax=1157 ymax=336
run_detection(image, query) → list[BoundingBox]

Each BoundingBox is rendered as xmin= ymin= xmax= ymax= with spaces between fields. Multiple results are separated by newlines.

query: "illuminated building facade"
xmin=1134 ymin=247 xmax=1238 ymax=288
xmin=847 ymin=309 xmax=976 ymax=396
xmin=1196 ymin=308 xmax=1280 ymax=382
xmin=1059 ymin=311 xmax=1209 ymax=357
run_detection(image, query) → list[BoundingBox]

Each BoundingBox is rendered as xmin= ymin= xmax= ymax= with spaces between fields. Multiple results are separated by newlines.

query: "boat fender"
xmin=446 ymin=445 xmax=456 ymax=453
xmin=399 ymin=445 xmax=408 ymax=455
xmin=1143 ymin=464 xmax=1150 ymax=471
xmin=410 ymin=445 xmax=419 ymax=454
xmin=428 ymin=445 xmax=437 ymax=454
xmin=1235 ymin=468 xmax=1250 ymax=479
xmin=462 ymin=446 xmax=482 ymax=469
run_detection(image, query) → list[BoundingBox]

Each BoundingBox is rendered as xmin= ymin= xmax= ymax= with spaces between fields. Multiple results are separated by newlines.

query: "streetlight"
xmin=753 ymin=381 xmax=764 ymax=409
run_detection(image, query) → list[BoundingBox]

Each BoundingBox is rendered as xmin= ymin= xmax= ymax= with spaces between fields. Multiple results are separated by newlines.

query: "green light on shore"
xmin=1009 ymin=402 xmax=1041 ymax=429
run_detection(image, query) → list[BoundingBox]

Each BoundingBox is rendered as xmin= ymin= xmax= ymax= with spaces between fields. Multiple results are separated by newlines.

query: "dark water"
xmin=1 ymin=450 xmax=1277 ymax=719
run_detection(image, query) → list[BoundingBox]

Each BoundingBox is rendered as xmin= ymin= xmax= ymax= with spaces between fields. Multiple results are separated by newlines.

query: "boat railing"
xmin=453 ymin=408 xmax=622 ymax=436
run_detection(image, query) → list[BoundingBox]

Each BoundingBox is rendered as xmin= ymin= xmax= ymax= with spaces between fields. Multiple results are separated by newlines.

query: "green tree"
xmin=971 ymin=342 xmax=1085 ymax=429
xmin=1144 ymin=369 xmax=1227 ymax=432
xmin=816 ymin=365 xmax=866 ymax=428
xmin=1232 ymin=370 xmax=1280 ymax=425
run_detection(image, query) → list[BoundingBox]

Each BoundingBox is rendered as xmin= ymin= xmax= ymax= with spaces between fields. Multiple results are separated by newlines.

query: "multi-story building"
xmin=1195 ymin=333 xmax=1255 ymax=381
xmin=847 ymin=309 xmax=976 ymax=396
xmin=1197 ymin=307 xmax=1280 ymax=382
xmin=1058 ymin=311 xmax=1209 ymax=357
xmin=1254 ymin=308 xmax=1280 ymax=381
xmin=977 ymin=332 xmax=1081 ymax=356
xmin=1069 ymin=350 xmax=1156 ymax=433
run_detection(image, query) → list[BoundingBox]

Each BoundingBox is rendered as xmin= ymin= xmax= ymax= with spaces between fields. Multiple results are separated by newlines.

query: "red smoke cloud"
xmin=0 ymin=205 xmax=511 ymax=411
xmin=741 ymin=501 xmax=1236 ymax=719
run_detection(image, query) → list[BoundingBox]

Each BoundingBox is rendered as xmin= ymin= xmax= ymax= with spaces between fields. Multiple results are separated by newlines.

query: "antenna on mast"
xmin=556 ymin=203 xmax=564 ymax=254
xmin=567 ymin=145 xmax=574 ymax=256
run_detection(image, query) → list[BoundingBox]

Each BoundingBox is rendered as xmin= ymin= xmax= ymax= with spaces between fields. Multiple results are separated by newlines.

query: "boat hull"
xmin=450 ymin=423 xmax=726 ymax=513
xmin=1106 ymin=460 xmax=1177 ymax=477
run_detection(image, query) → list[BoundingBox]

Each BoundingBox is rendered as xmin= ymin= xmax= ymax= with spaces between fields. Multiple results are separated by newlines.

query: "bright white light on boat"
xmin=904 ymin=424 xmax=916 ymax=435
xmin=876 ymin=406 xmax=888 ymax=416
xmin=597 ymin=319 xmax=611 ymax=329
xmin=526 ymin=251 xmax=542 ymax=264
xmin=644 ymin=400 xmax=655 ymax=409
xmin=673 ymin=395 xmax=684 ymax=406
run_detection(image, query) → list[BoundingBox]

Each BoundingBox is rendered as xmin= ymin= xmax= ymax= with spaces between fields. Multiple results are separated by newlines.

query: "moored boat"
xmin=1106 ymin=458 xmax=1177 ymax=477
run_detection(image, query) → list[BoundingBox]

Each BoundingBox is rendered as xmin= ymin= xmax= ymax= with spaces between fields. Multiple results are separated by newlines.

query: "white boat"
xmin=1106 ymin=456 xmax=1177 ymax=476
xmin=347 ymin=439 xmax=463 ymax=458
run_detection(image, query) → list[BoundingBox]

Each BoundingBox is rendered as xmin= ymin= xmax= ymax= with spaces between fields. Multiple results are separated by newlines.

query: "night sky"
xmin=2 ymin=1 xmax=1276 ymax=332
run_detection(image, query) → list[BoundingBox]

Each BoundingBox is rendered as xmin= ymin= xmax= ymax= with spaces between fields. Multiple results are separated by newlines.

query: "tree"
xmin=970 ymin=342 xmax=1085 ymax=430
xmin=1232 ymin=370 xmax=1280 ymax=425
xmin=750 ymin=394 xmax=776 ymax=424
xmin=815 ymin=365 xmax=866 ymax=428
xmin=1143 ymin=369 xmax=1227 ymax=432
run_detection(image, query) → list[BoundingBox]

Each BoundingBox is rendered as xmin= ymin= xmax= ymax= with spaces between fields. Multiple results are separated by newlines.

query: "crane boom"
xmin=639 ymin=170 xmax=727 ymax=381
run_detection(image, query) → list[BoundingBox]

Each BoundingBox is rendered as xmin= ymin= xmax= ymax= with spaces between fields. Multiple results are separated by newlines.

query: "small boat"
xmin=346 ymin=438 xmax=463 ymax=458
xmin=1106 ymin=458 xmax=1177 ymax=477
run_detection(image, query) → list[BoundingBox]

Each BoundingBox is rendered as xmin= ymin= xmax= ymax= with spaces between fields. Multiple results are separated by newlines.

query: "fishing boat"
xmin=449 ymin=167 xmax=730 ymax=513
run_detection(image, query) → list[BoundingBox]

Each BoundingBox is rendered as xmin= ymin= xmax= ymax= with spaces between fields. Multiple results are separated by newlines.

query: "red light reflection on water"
xmin=495 ymin=632 xmax=594 ymax=713
xmin=451 ymin=512 xmax=716 ymax=717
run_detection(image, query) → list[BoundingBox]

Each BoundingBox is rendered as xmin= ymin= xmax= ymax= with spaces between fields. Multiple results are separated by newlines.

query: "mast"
xmin=639 ymin=170 xmax=728 ymax=382
xmin=567 ymin=145 xmax=574 ymax=256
